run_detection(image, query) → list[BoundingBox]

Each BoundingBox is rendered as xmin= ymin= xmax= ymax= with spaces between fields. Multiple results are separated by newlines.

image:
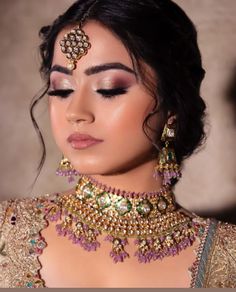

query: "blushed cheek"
xmin=49 ymin=101 xmax=67 ymax=147
xmin=48 ymin=101 xmax=58 ymax=135
xmin=121 ymin=99 xmax=158 ymax=138
xmin=105 ymin=104 xmax=152 ymax=146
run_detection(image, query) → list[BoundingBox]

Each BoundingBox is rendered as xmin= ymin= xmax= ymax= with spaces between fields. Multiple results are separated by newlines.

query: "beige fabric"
xmin=0 ymin=196 xmax=236 ymax=288
xmin=203 ymin=222 xmax=236 ymax=287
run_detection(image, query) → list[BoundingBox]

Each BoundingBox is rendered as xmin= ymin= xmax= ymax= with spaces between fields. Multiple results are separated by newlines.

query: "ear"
xmin=167 ymin=111 xmax=177 ymax=125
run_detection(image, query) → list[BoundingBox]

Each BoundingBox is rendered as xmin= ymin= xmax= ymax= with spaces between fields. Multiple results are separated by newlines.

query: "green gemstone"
xmin=26 ymin=282 xmax=33 ymax=288
xmin=136 ymin=199 xmax=153 ymax=216
xmin=82 ymin=183 xmax=94 ymax=198
xmin=167 ymin=150 xmax=175 ymax=162
xmin=96 ymin=192 xmax=111 ymax=209
xmin=115 ymin=198 xmax=132 ymax=215
xmin=30 ymin=239 xmax=36 ymax=245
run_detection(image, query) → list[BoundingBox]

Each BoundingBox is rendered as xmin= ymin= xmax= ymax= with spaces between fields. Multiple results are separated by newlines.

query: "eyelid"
xmin=49 ymin=77 xmax=75 ymax=90
xmin=97 ymin=86 xmax=128 ymax=92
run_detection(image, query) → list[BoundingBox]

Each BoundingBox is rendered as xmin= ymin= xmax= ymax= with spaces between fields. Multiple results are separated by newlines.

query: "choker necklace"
xmin=46 ymin=175 xmax=200 ymax=263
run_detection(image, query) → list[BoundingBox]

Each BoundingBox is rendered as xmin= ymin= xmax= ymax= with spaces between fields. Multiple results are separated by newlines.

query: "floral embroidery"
xmin=0 ymin=196 xmax=53 ymax=288
xmin=203 ymin=222 xmax=236 ymax=288
xmin=0 ymin=231 xmax=7 ymax=257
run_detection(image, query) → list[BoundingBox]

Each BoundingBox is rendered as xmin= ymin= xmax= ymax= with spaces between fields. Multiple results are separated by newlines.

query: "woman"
xmin=0 ymin=0 xmax=235 ymax=288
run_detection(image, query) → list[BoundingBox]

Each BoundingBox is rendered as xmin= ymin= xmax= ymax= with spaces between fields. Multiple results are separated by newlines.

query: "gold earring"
xmin=153 ymin=123 xmax=181 ymax=186
xmin=56 ymin=156 xmax=79 ymax=183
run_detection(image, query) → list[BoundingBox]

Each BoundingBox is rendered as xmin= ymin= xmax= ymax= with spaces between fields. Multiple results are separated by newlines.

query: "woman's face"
xmin=49 ymin=21 xmax=163 ymax=175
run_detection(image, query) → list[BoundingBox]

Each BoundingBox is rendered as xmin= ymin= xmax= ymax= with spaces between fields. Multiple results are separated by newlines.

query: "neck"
xmin=89 ymin=159 xmax=164 ymax=194
xmin=49 ymin=162 xmax=199 ymax=264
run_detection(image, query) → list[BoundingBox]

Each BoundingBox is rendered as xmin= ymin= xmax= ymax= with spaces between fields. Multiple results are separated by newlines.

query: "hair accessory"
xmin=56 ymin=156 xmax=79 ymax=183
xmin=60 ymin=25 xmax=91 ymax=71
xmin=45 ymin=175 xmax=201 ymax=264
xmin=153 ymin=122 xmax=181 ymax=185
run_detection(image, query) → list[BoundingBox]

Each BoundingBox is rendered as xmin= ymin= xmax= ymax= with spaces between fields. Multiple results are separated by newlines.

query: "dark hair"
xmin=31 ymin=0 xmax=206 ymax=180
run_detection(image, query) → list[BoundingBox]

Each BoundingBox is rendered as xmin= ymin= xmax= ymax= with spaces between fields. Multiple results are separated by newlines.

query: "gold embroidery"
xmin=0 ymin=240 xmax=6 ymax=257
xmin=189 ymin=218 xmax=212 ymax=287
xmin=204 ymin=222 xmax=236 ymax=288
xmin=0 ymin=196 xmax=53 ymax=288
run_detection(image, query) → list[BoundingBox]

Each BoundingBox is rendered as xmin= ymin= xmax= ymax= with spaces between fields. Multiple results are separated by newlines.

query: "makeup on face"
xmin=67 ymin=132 xmax=104 ymax=150
xmin=48 ymin=63 xmax=137 ymax=100
xmin=47 ymin=71 xmax=76 ymax=98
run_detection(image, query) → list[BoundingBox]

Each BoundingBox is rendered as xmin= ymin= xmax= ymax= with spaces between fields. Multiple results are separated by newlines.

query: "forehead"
xmin=52 ymin=20 xmax=134 ymax=73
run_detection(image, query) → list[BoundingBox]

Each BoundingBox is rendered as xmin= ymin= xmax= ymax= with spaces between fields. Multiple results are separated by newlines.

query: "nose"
xmin=66 ymin=90 xmax=95 ymax=125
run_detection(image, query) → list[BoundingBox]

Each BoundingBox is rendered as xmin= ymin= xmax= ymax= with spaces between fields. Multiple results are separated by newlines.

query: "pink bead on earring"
xmin=153 ymin=122 xmax=181 ymax=186
xmin=56 ymin=156 xmax=79 ymax=183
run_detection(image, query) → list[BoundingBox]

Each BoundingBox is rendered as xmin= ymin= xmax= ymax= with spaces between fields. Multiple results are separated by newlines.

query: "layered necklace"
xmin=46 ymin=175 xmax=201 ymax=263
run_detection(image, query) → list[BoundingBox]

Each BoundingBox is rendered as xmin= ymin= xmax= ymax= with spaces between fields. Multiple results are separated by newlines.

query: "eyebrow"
xmin=50 ymin=65 xmax=72 ymax=75
xmin=84 ymin=62 xmax=136 ymax=76
xmin=49 ymin=62 xmax=136 ymax=77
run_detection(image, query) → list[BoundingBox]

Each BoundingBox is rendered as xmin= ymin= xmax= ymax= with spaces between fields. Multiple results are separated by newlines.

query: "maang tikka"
xmin=153 ymin=121 xmax=181 ymax=185
xmin=59 ymin=24 xmax=91 ymax=71
xmin=59 ymin=0 xmax=98 ymax=70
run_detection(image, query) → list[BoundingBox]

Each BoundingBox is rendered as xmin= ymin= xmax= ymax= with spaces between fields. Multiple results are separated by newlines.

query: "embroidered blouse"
xmin=0 ymin=194 xmax=235 ymax=288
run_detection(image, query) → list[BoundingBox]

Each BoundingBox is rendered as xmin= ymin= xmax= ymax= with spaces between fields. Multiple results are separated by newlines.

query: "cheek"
xmin=93 ymin=95 xmax=161 ymax=172
xmin=103 ymin=96 xmax=158 ymax=143
xmin=49 ymin=98 xmax=68 ymax=145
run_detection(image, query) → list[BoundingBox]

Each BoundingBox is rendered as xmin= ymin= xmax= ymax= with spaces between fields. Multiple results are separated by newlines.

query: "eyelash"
xmin=96 ymin=88 xmax=128 ymax=98
xmin=47 ymin=87 xmax=127 ymax=99
xmin=47 ymin=89 xmax=74 ymax=98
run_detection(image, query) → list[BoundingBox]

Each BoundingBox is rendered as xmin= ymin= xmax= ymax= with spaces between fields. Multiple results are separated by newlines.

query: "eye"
xmin=96 ymin=87 xmax=128 ymax=98
xmin=47 ymin=89 xmax=74 ymax=98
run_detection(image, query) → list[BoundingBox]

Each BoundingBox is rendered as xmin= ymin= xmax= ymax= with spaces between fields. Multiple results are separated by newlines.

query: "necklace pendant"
xmin=105 ymin=235 xmax=129 ymax=263
xmin=55 ymin=215 xmax=73 ymax=237
xmin=68 ymin=220 xmax=101 ymax=251
xmin=134 ymin=238 xmax=154 ymax=263
xmin=79 ymin=225 xmax=101 ymax=251
xmin=68 ymin=221 xmax=85 ymax=245
xmin=46 ymin=205 xmax=62 ymax=222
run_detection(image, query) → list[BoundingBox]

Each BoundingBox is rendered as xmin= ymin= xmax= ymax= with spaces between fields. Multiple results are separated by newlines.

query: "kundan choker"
xmin=45 ymin=175 xmax=200 ymax=263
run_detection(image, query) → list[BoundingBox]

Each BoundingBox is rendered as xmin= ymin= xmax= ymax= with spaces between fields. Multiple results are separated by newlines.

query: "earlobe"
xmin=167 ymin=112 xmax=177 ymax=125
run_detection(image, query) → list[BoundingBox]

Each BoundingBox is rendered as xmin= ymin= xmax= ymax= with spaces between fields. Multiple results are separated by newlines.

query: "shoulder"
xmin=0 ymin=193 xmax=58 ymax=228
xmin=203 ymin=220 xmax=236 ymax=288
xmin=0 ymin=189 xmax=73 ymax=230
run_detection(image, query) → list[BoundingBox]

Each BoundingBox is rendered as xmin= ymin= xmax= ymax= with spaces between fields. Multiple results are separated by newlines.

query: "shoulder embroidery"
xmin=189 ymin=217 xmax=215 ymax=288
xmin=0 ymin=194 xmax=58 ymax=288
xmin=0 ymin=200 xmax=10 ymax=228
xmin=203 ymin=221 xmax=236 ymax=288
xmin=0 ymin=200 xmax=11 ymax=287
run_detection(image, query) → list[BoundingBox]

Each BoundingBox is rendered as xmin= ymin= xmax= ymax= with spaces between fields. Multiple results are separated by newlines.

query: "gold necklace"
xmin=46 ymin=175 xmax=201 ymax=263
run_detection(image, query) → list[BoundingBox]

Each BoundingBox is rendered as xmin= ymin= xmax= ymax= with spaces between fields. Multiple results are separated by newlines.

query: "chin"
xmin=71 ymin=163 xmax=107 ymax=176
xmin=72 ymin=163 xmax=123 ymax=177
xmin=69 ymin=155 xmax=139 ymax=176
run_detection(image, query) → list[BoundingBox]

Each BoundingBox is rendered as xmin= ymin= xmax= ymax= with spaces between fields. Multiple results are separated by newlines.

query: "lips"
xmin=67 ymin=133 xmax=103 ymax=150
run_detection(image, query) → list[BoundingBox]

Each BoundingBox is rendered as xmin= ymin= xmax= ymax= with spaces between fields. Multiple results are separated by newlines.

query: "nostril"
xmin=66 ymin=111 xmax=95 ymax=125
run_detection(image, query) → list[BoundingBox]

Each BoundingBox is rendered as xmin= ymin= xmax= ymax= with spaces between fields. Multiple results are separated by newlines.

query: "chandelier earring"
xmin=153 ymin=121 xmax=181 ymax=186
xmin=56 ymin=156 xmax=79 ymax=183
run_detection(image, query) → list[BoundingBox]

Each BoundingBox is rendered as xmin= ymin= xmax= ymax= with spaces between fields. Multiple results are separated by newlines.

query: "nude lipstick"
xmin=67 ymin=133 xmax=103 ymax=150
